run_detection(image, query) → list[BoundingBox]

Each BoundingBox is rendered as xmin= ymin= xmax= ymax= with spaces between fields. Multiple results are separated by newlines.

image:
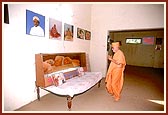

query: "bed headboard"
xmin=35 ymin=52 xmax=86 ymax=88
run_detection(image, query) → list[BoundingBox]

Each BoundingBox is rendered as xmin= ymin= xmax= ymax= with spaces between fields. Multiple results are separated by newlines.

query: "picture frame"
xmin=49 ymin=18 xmax=62 ymax=40
xmin=142 ymin=36 xmax=154 ymax=45
xmin=26 ymin=9 xmax=45 ymax=37
xmin=4 ymin=4 xmax=9 ymax=24
xmin=64 ymin=23 xmax=74 ymax=41
xmin=85 ymin=30 xmax=91 ymax=40
xmin=77 ymin=27 xmax=85 ymax=40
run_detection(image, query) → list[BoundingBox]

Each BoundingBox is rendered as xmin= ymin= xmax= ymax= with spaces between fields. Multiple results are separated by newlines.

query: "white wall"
xmin=90 ymin=3 xmax=165 ymax=77
xmin=2 ymin=3 xmax=91 ymax=111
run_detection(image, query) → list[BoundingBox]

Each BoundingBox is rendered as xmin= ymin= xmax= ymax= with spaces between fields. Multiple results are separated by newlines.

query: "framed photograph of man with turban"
xmin=26 ymin=9 xmax=45 ymax=37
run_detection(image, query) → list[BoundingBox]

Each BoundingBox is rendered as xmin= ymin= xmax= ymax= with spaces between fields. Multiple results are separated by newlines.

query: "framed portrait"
xmin=85 ymin=30 xmax=91 ymax=40
xmin=26 ymin=9 xmax=45 ymax=37
xmin=77 ymin=27 xmax=85 ymax=40
xmin=49 ymin=18 xmax=62 ymax=40
xmin=64 ymin=23 xmax=73 ymax=41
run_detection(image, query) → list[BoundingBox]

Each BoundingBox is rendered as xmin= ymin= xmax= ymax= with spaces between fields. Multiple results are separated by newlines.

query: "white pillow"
xmin=77 ymin=67 xmax=85 ymax=76
xmin=51 ymin=73 xmax=66 ymax=86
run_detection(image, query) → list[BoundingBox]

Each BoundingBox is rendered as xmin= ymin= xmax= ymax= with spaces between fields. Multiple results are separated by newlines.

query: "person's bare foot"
xmin=114 ymin=97 xmax=120 ymax=101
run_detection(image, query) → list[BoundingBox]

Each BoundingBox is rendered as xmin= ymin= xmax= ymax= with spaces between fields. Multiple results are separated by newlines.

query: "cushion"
xmin=51 ymin=73 xmax=66 ymax=86
xmin=44 ymin=76 xmax=53 ymax=87
xmin=43 ymin=62 xmax=53 ymax=74
xmin=54 ymin=56 xmax=64 ymax=66
xmin=63 ymin=57 xmax=72 ymax=65
xmin=45 ymin=72 xmax=66 ymax=87
xmin=72 ymin=59 xmax=80 ymax=67
xmin=78 ymin=67 xmax=85 ymax=76
xmin=44 ymin=59 xmax=55 ymax=66
xmin=51 ymin=73 xmax=59 ymax=86
xmin=63 ymin=69 xmax=79 ymax=80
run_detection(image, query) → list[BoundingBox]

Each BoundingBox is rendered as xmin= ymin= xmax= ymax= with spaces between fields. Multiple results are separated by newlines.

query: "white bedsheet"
xmin=44 ymin=72 xmax=103 ymax=97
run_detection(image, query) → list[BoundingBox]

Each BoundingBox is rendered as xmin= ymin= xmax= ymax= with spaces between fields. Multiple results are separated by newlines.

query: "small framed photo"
xmin=64 ymin=23 xmax=73 ymax=41
xmin=85 ymin=30 xmax=91 ymax=40
xmin=49 ymin=18 xmax=62 ymax=40
xmin=77 ymin=28 xmax=85 ymax=40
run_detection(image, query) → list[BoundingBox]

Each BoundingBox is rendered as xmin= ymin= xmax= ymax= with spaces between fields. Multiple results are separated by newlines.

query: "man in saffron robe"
xmin=50 ymin=24 xmax=61 ymax=39
xmin=105 ymin=41 xmax=126 ymax=101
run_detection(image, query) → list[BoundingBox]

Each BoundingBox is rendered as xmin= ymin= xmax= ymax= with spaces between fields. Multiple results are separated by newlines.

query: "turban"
xmin=33 ymin=16 xmax=39 ymax=21
xmin=112 ymin=42 xmax=120 ymax=47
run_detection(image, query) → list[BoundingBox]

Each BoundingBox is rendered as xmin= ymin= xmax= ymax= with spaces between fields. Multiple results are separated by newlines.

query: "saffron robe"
xmin=105 ymin=49 xmax=126 ymax=100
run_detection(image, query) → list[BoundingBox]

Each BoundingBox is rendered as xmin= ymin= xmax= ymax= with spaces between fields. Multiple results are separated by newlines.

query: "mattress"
xmin=44 ymin=72 xmax=103 ymax=97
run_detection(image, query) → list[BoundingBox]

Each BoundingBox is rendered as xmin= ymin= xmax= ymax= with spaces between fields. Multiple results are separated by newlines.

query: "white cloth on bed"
xmin=44 ymin=72 xmax=102 ymax=97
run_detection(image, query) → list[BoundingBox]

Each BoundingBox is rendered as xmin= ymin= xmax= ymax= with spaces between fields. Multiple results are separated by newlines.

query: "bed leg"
xmin=67 ymin=96 xmax=72 ymax=110
xmin=98 ymin=79 xmax=101 ymax=88
xmin=36 ymin=86 xmax=40 ymax=101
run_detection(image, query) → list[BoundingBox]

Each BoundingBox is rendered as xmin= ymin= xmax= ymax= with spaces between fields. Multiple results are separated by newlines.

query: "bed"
xmin=35 ymin=52 xmax=103 ymax=110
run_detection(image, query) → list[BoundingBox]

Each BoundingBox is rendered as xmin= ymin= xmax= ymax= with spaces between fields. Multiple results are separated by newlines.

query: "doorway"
xmin=107 ymin=28 xmax=164 ymax=69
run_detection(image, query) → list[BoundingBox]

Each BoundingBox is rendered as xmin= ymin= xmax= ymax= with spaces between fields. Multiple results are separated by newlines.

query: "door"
xmin=108 ymin=28 xmax=164 ymax=68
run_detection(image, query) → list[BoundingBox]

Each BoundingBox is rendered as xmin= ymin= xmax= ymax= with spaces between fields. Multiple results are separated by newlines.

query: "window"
xmin=126 ymin=38 xmax=142 ymax=44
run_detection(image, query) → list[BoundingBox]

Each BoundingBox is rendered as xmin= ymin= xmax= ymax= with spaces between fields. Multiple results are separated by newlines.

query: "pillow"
xmin=59 ymin=72 xmax=66 ymax=83
xmin=72 ymin=59 xmax=80 ymax=67
xmin=44 ymin=76 xmax=53 ymax=87
xmin=77 ymin=67 xmax=85 ymax=76
xmin=51 ymin=74 xmax=59 ymax=86
xmin=54 ymin=56 xmax=64 ymax=66
xmin=63 ymin=57 xmax=72 ymax=65
xmin=83 ymin=67 xmax=87 ymax=72
xmin=51 ymin=73 xmax=66 ymax=86
xmin=63 ymin=69 xmax=79 ymax=80
xmin=44 ymin=59 xmax=55 ymax=66
xmin=43 ymin=62 xmax=53 ymax=74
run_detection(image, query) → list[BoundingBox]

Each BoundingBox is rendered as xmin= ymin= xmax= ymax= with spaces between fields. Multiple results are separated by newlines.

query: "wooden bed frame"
xmin=35 ymin=52 xmax=102 ymax=110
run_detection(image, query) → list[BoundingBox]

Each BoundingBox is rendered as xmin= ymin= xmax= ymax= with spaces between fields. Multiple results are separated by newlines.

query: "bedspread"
xmin=44 ymin=72 xmax=103 ymax=97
